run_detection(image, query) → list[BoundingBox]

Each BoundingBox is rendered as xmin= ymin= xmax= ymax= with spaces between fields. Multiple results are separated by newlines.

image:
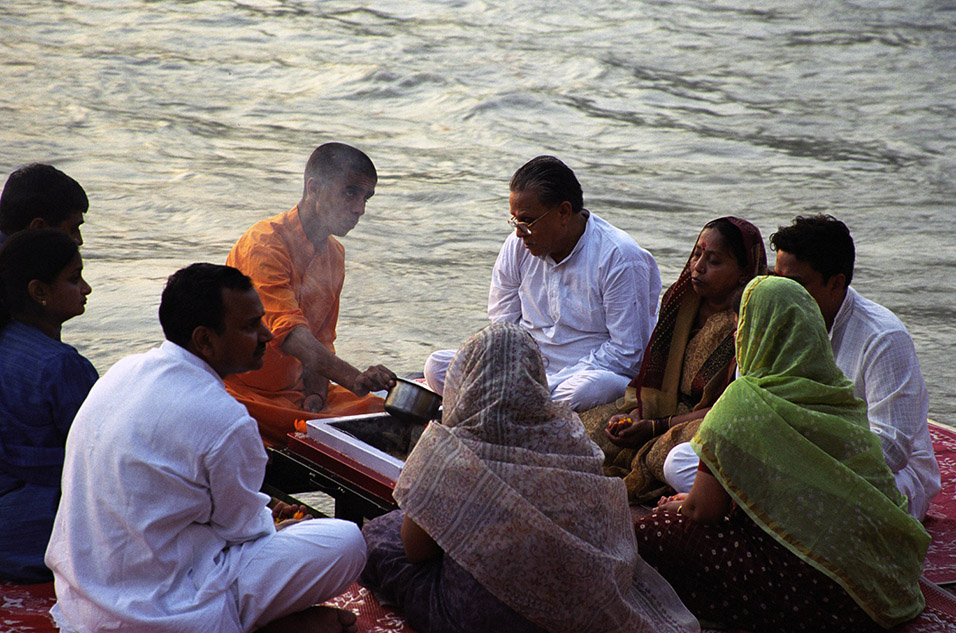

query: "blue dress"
xmin=0 ymin=321 xmax=97 ymax=583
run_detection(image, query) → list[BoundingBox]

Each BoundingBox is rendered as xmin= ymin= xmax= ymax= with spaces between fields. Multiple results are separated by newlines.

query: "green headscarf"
xmin=693 ymin=275 xmax=928 ymax=628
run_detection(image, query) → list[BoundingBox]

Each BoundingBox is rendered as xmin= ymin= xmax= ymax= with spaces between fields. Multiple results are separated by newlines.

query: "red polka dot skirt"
xmin=634 ymin=509 xmax=881 ymax=633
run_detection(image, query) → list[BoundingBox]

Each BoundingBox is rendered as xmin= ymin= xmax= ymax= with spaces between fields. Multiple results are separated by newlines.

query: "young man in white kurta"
xmin=45 ymin=265 xmax=365 ymax=633
xmin=826 ymin=286 xmax=939 ymax=519
xmin=424 ymin=156 xmax=660 ymax=412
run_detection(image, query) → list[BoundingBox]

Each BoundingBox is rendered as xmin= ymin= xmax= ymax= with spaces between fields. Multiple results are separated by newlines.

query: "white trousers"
xmin=234 ymin=518 xmax=367 ymax=632
xmin=50 ymin=518 xmax=366 ymax=633
xmin=661 ymin=442 xmax=699 ymax=495
xmin=662 ymin=441 xmax=932 ymax=520
xmin=424 ymin=348 xmax=629 ymax=412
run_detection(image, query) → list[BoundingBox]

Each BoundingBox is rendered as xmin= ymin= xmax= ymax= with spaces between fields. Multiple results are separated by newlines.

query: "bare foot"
xmin=255 ymin=605 xmax=358 ymax=633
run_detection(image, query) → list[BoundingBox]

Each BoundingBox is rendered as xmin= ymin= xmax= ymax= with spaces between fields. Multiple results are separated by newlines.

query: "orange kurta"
xmin=225 ymin=206 xmax=383 ymax=446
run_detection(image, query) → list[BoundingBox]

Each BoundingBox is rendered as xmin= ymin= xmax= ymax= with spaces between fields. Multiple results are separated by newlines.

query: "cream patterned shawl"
xmin=394 ymin=323 xmax=699 ymax=633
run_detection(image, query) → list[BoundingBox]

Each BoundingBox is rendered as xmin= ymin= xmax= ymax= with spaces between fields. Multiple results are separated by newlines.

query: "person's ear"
xmin=305 ymin=177 xmax=321 ymax=198
xmin=27 ymin=279 xmax=48 ymax=306
xmin=557 ymin=200 xmax=573 ymax=224
xmin=190 ymin=326 xmax=218 ymax=362
xmin=826 ymin=272 xmax=847 ymax=295
xmin=27 ymin=217 xmax=51 ymax=230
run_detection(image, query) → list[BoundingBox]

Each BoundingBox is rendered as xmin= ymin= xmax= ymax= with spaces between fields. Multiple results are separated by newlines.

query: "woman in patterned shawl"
xmin=581 ymin=217 xmax=766 ymax=502
xmin=635 ymin=276 xmax=928 ymax=632
xmin=361 ymin=322 xmax=699 ymax=633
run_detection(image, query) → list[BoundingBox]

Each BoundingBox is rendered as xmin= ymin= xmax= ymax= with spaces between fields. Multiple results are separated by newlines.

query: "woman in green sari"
xmin=635 ymin=275 xmax=928 ymax=632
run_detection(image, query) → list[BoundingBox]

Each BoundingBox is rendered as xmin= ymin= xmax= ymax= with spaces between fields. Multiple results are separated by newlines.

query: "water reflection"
xmin=3 ymin=0 xmax=954 ymax=421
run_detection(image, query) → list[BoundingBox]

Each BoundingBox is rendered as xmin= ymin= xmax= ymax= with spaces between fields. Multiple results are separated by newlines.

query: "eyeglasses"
xmin=507 ymin=204 xmax=559 ymax=236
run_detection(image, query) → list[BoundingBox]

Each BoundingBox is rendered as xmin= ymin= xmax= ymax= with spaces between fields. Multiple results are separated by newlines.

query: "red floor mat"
xmin=0 ymin=580 xmax=55 ymax=633
xmin=4 ymin=575 xmax=956 ymax=633
xmin=325 ymin=583 xmax=415 ymax=632
xmin=901 ymin=577 xmax=956 ymax=633
xmin=923 ymin=422 xmax=956 ymax=584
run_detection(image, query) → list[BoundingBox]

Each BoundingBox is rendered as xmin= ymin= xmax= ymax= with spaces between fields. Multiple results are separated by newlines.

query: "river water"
xmin=2 ymin=0 xmax=954 ymax=423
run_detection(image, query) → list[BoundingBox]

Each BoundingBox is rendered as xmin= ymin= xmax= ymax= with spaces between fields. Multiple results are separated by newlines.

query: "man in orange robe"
xmin=225 ymin=142 xmax=396 ymax=446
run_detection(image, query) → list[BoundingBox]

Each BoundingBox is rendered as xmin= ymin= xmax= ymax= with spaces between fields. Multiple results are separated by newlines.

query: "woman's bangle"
xmin=676 ymin=504 xmax=683 ymax=515
xmin=652 ymin=416 xmax=673 ymax=436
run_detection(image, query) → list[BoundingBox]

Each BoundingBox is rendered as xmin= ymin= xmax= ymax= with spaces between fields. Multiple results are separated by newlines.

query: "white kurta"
xmin=482 ymin=212 xmax=660 ymax=410
xmin=46 ymin=341 xmax=365 ymax=633
xmin=425 ymin=213 xmax=660 ymax=410
xmin=830 ymin=287 xmax=940 ymax=519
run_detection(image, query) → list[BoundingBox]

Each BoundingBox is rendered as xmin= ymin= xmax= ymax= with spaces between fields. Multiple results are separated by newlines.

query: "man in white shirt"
xmin=663 ymin=215 xmax=940 ymax=520
xmin=46 ymin=264 xmax=365 ymax=633
xmin=771 ymin=214 xmax=940 ymax=520
xmin=424 ymin=156 xmax=661 ymax=411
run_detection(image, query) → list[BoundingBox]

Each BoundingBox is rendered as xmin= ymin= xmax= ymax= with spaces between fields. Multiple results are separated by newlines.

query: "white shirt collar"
xmin=160 ymin=340 xmax=225 ymax=385
xmin=829 ymin=286 xmax=857 ymax=339
xmin=549 ymin=209 xmax=591 ymax=267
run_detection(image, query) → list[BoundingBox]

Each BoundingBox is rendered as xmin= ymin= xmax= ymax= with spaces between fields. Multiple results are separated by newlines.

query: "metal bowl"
xmin=384 ymin=377 xmax=442 ymax=423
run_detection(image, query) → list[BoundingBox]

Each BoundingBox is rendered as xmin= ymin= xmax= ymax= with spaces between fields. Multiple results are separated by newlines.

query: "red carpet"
xmin=0 ymin=581 xmax=415 ymax=633
xmin=923 ymin=421 xmax=956 ymax=584
xmin=6 ymin=578 xmax=955 ymax=633
xmin=907 ymin=577 xmax=956 ymax=632
xmin=330 ymin=578 xmax=956 ymax=633
xmin=325 ymin=583 xmax=416 ymax=632
xmin=0 ymin=580 xmax=55 ymax=633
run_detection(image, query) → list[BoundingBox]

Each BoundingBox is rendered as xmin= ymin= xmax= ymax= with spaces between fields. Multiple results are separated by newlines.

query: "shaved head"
xmin=303 ymin=143 xmax=376 ymax=193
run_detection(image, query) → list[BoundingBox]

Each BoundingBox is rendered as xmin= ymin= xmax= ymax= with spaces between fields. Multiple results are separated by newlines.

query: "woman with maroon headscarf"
xmin=580 ymin=217 xmax=766 ymax=503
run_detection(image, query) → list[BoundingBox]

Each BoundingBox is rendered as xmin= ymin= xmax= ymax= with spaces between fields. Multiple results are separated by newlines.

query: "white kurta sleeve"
xmin=562 ymin=251 xmax=660 ymax=377
xmin=204 ymin=417 xmax=274 ymax=545
xmin=488 ymin=238 xmax=523 ymax=324
xmin=858 ymin=328 xmax=928 ymax=473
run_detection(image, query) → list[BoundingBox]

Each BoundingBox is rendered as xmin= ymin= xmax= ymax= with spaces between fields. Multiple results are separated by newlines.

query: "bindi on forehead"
xmin=697 ymin=228 xmax=731 ymax=254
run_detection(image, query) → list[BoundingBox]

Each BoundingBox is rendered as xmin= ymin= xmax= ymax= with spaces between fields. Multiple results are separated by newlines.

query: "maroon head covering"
xmin=628 ymin=217 xmax=767 ymax=416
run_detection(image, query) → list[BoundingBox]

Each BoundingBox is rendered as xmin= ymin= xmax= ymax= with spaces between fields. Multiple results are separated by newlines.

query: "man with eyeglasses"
xmin=424 ymin=155 xmax=661 ymax=412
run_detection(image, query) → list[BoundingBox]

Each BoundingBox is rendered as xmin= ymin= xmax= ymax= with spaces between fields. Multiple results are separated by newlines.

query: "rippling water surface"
xmin=2 ymin=0 xmax=954 ymax=421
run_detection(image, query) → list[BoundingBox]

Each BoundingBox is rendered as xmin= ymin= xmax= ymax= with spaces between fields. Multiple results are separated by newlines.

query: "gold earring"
xmin=40 ymin=299 xmax=47 ymax=306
